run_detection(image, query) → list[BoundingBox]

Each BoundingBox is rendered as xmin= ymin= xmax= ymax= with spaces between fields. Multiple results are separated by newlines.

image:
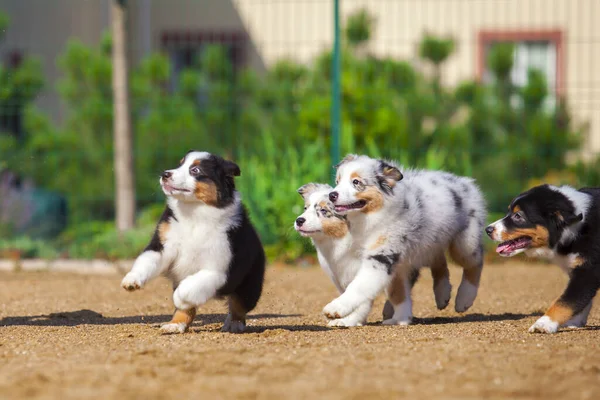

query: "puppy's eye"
xmin=511 ymin=212 xmax=525 ymax=223
xmin=190 ymin=166 xmax=201 ymax=175
xmin=320 ymin=209 xmax=328 ymax=217
xmin=352 ymin=179 xmax=360 ymax=186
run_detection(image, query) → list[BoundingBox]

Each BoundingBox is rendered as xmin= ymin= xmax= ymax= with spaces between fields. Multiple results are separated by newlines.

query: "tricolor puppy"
xmin=486 ymin=184 xmax=599 ymax=334
xmin=121 ymin=151 xmax=265 ymax=334
xmin=295 ymin=182 xmax=445 ymax=326
xmin=326 ymin=154 xmax=487 ymax=325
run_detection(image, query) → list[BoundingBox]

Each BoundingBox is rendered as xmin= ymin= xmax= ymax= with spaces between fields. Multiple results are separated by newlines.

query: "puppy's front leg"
xmin=173 ymin=269 xmax=228 ymax=310
xmin=323 ymin=259 xmax=392 ymax=320
xmin=529 ymin=266 xmax=598 ymax=334
xmin=121 ymin=250 xmax=166 ymax=291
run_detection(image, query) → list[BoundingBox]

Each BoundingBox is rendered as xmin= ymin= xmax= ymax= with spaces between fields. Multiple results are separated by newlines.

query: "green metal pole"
xmin=330 ymin=0 xmax=341 ymax=182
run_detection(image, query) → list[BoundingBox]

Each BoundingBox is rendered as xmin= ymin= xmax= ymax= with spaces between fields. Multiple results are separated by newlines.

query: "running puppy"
xmin=294 ymin=182 xmax=449 ymax=326
xmin=121 ymin=151 xmax=265 ymax=334
xmin=326 ymin=154 xmax=487 ymax=325
xmin=486 ymin=184 xmax=599 ymax=334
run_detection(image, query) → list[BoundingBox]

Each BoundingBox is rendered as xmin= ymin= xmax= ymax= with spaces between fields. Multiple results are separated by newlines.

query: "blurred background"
xmin=0 ymin=0 xmax=598 ymax=263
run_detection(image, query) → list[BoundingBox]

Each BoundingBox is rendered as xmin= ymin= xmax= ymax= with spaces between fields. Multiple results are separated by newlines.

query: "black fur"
xmin=490 ymin=184 xmax=600 ymax=324
xmin=145 ymin=206 xmax=176 ymax=252
xmin=370 ymin=253 xmax=401 ymax=275
xmin=450 ymin=188 xmax=463 ymax=210
xmin=194 ymin=154 xmax=241 ymax=208
xmin=217 ymin=206 xmax=266 ymax=314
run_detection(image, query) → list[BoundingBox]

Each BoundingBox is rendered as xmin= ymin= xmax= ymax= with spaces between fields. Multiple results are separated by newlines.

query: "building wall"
xmin=234 ymin=0 xmax=600 ymax=157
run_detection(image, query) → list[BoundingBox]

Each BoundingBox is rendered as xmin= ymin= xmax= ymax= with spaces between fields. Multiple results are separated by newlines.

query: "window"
xmin=161 ymin=32 xmax=246 ymax=93
xmin=478 ymin=30 xmax=564 ymax=109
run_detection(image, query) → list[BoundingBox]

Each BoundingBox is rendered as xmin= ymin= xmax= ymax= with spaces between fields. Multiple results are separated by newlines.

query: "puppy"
xmin=121 ymin=151 xmax=265 ymax=334
xmin=486 ymin=184 xmax=599 ymax=333
xmin=326 ymin=154 xmax=487 ymax=325
xmin=294 ymin=182 xmax=450 ymax=326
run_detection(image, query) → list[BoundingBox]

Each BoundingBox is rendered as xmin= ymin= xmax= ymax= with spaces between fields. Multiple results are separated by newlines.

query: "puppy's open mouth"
xmin=334 ymin=200 xmax=367 ymax=212
xmin=496 ymin=236 xmax=532 ymax=257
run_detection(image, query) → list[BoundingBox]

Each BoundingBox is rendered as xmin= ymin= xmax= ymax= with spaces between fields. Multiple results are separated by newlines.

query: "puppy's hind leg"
xmin=430 ymin=252 xmax=452 ymax=310
xmin=382 ymin=267 xmax=415 ymax=326
xmin=450 ymin=228 xmax=484 ymax=313
xmin=382 ymin=268 xmax=420 ymax=320
xmin=222 ymin=254 xmax=266 ymax=333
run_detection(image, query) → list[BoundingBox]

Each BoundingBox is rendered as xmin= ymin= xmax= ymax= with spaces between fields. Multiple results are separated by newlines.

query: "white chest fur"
xmin=313 ymin=236 xmax=362 ymax=292
xmin=163 ymin=198 xmax=240 ymax=284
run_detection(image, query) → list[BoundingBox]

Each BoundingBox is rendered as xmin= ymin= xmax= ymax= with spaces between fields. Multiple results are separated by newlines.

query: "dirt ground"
xmin=0 ymin=262 xmax=599 ymax=400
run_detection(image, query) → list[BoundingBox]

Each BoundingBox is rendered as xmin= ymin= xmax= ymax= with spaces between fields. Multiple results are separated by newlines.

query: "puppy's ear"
xmin=377 ymin=160 xmax=403 ymax=194
xmin=554 ymin=210 xmax=583 ymax=226
xmin=334 ymin=154 xmax=358 ymax=169
xmin=297 ymin=183 xmax=319 ymax=200
xmin=223 ymin=160 xmax=241 ymax=177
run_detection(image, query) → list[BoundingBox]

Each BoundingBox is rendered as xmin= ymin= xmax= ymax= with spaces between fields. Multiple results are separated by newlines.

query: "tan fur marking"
xmin=369 ymin=235 xmax=388 ymax=250
xmin=430 ymin=253 xmax=449 ymax=283
xmin=322 ymin=218 xmax=348 ymax=238
xmin=356 ymin=186 xmax=384 ymax=213
xmin=463 ymin=267 xmax=482 ymax=286
xmin=318 ymin=201 xmax=329 ymax=208
xmin=545 ymin=301 xmax=574 ymax=325
xmin=572 ymin=256 xmax=586 ymax=268
xmin=179 ymin=157 xmax=185 ymax=165
xmin=158 ymin=222 xmax=170 ymax=244
xmin=512 ymin=205 xmax=522 ymax=213
xmin=228 ymin=295 xmax=247 ymax=322
xmin=191 ymin=159 xmax=202 ymax=166
xmin=350 ymin=172 xmax=361 ymax=180
xmin=169 ymin=308 xmax=196 ymax=327
xmin=499 ymin=225 xmax=549 ymax=248
xmin=387 ymin=272 xmax=406 ymax=306
xmin=194 ymin=181 xmax=219 ymax=206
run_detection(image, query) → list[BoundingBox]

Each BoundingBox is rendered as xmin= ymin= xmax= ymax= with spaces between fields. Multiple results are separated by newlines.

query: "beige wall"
xmin=234 ymin=0 xmax=600 ymax=157
xmin=0 ymin=0 xmax=597 ymax=157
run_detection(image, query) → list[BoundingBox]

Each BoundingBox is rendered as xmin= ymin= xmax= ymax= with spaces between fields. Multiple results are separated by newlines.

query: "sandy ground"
xmin=0 ymin=262 xmax=599 ymax=400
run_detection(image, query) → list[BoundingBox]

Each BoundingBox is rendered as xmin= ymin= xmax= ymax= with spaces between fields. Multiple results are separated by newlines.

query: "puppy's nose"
xmin=329 ymin=191 xmax=338 ymax=202
xmin=161 ymin=171 xmax=172 ymax=180
xmin=485 ymin=225 xmax=494 ymax=237
xmin=295 ymin=217 xmax=306 ymax=227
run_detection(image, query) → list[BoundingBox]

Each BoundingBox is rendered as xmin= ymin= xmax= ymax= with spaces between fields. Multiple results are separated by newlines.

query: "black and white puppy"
xmin=486 ymin=184 xmax=599 ymax=333
xmin=121 ymin=151 xmax=265 ymax=334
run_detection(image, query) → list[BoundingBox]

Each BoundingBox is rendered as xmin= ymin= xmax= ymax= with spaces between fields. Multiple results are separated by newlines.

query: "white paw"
xmin=173 ymin=277 xmax=211 ymax=310
xmin=455 ymin=280 xmax=478 ymax=313
xmin=327 ymin=318 xmax=363 ymax=328
xmin=121 ymin=273 xmax=145 ymax=291
xmin=323 ymin=299 xmax=354 ymax=320
xmin=160 ymin=322 xmax=188 ymax=334
xmin=382 ymin=318 xmax=412 ymax=326
xmin=434 ymin=280 xmax=452 ymax=310
xmin=221 ymin=315 xmax=246 ymax=333
xmin=528 ymin=316 xmax=559 ymax=334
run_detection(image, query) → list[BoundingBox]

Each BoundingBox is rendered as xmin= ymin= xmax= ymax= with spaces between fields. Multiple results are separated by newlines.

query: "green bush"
xmin=2 ymin=8 xmax=592 ymax=262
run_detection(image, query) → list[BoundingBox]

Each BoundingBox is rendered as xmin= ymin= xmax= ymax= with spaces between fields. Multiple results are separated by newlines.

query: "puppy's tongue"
xmin=496 ymin=237 xmax=531 ymax=256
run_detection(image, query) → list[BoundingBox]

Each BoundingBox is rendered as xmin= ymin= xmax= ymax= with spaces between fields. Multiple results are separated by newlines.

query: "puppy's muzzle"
xmin=329 ymin=191 xmax=338 ymax=202
xmin=295 ymin=217 xmax=306 ymax=227
xmin=161 ymin=171 xmax=172 ymax=181
xmin=485 ymin=225 xmax=494 ymax=238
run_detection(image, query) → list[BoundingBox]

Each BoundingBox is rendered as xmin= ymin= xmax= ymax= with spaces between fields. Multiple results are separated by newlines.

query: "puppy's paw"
xmin=434 ymin=280 xmax=452 ymax=310
xmin=528 ymin=316 xmax=559 ymax=334
xmin=121 ymin=273 xmax=145 ymax=291
xmin=221 ymin=315 xmax=245 ymax=333
xmin=160 ymin=322 xmax=188 ymax=334
xmin=455 ymin=280 xmax=478 ymax=313
xmin=382 ymin=318 xmax=412 ymax=326
xmin=323 ymin=299 xmax=353 ymax=320
xmin=173 ymin=277 xmax=210 ymax=310
xmin=327 ymin=318 xmax=363 ymax=328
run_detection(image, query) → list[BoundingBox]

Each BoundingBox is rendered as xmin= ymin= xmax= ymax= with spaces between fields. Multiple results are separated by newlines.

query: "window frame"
xmin=477 ymin=30 xmax=565 ymax=97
